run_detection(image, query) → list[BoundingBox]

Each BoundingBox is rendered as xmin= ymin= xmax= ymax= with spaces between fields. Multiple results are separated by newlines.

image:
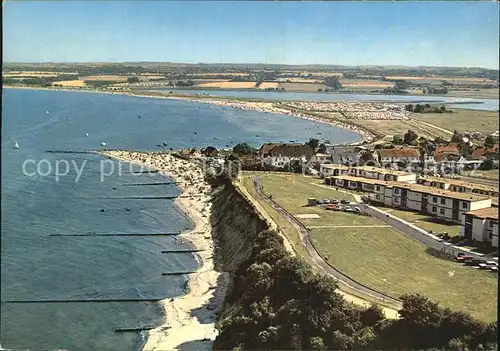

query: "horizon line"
xmin=3 ymin=61 xmax=498 ymax=71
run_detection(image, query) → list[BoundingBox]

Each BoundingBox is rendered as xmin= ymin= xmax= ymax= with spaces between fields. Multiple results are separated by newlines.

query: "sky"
xmin=3 ymin=1 xmax=499 ymax=69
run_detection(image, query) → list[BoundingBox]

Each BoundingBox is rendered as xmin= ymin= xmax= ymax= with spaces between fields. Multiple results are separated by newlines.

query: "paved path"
xmin=253 ymin=176 xmax=402 ymax=306
xmin=307 ymin=225 xmax=391 ymax=229
xmin=363 ymin=205 xmax=489 ymax=259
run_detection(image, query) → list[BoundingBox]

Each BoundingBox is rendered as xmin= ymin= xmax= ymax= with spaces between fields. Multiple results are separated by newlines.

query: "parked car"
xmin=330 ymin=199 xmax=340 ymax=204
xmin=340 ymin=199 xmax=350 ymax=204
xmin=344 ymin=206 xmax=354 ymax=212
xmin=455 ymin=253 xmax=473 ymax=262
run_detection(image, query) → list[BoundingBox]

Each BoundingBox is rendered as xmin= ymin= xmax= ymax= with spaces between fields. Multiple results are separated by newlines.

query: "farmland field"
xmin=80 ymin=75 xmax=131 ymax=81
xmin=52 ymin=80 xmax=86 ymax=87
xmin=257 ymin=82 xmax=280 ymax=89
xmin=197 ymin=81 xmax=256 ymax=89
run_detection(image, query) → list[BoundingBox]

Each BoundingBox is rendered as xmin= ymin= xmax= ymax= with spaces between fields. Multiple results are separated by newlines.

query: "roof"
xmin=352 ymin=166 xmax=415 ymax=177
xmin=333 ymin=175 xmax=491 ymax=202
xmin=377 ymin=148 xmax=421 ymax=158
xmin=417 ymin=176 xmax=499 ymax=193
xmin=433 ymin=152 xmax=462 ymax=162
xmin=392 ymin=182 xmax=491 ymax=202
xmin=472 ymin=144 xmax=499 ymax=159
xmin=331 ymin=175 xmax=394 ymax=187
xmin=321 ymin=164 xmax=349 ymax=170
xmin=435 ymin=145 xmax=460 ymax=154
xmin=259 ymin=143 xmax=315 ymax=158
xmin=465 ymin=207 xmax=498 ymax=220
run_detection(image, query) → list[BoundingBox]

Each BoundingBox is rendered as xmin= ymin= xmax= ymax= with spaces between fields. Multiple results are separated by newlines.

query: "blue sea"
xmin=0 ymin=88 xmax=359 ymax=350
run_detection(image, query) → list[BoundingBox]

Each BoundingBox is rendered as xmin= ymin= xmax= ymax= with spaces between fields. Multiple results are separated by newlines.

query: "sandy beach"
xmin=100 ymin=150 xmax=229 ymax=350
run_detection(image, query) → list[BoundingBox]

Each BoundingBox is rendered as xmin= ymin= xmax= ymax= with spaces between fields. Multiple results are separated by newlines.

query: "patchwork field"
xmin=385 ymin=76 xmax=496 ymax=83
xmin=257 ymin=82 xmax=280 ymax=89
xmin=52 ymin=80 xmax=86 ymax=87
xmin=242 ymin=172 xmax=497 ymax=322
xmin=340 ymin=79 xmax=393 ymax=88
xmin=354 ymin=119 xmax=451 ymax=140
xmin=197 ymin=81 xmax=256 ymax=89
xmin=3 ymin=71 xmax=73 ymax=77
xmin=275 ymin=78 xmax=322 ymax=83
xmin=80 ymin=75 xmax=131 ymax=81
xmin=186 ymin=72 xmax=250 ymax=77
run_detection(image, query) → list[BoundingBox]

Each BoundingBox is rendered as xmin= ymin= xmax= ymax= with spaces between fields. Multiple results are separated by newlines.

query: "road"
xmin=253 ymin=176 xmax=402 ymax=306
xmin=363 ymin=204 xmax=489 ymax=260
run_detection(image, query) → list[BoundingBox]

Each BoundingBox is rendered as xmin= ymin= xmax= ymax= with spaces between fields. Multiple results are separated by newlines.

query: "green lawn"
xmin=241 ymin=172 xmax=498 ymax=322
xmin=413 ymin=108 xmax=499 ymax=136
xmin=309 ymin=227 xmax=497 ymax=322
xmin=377 ymin=207 xmax=462 ymax=237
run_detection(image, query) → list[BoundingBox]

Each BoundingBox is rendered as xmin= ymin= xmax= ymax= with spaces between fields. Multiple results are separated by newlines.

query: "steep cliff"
xmin=210 ymin=181 xmax=269 ymax=272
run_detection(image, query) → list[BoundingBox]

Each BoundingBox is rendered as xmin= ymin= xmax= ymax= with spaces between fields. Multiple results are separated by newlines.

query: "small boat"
xmin=45 ymin=111 xmax=50 ymax=115
xmin=162 ymin=142 xmax=168 ymax=146
xmin=138 ymin=115 xmax=142 ymax=119
xmin=100 ymin=142 xmax=107 ymax=147
xmin=85 ymin=133 xmax=89 ymax=137
xmin=13 ymin=141 xmax=19 ymax=149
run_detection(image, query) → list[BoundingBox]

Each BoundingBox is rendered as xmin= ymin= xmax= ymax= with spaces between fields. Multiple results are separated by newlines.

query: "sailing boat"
xmin=13 ymin=141 xmax=19 ymax=150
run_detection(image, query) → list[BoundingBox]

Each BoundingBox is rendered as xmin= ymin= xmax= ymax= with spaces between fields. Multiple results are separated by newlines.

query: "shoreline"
xmin=3 ymin=85 xmax=378 ymax=144
xmin=100 ymin=150 xmax=229 ymax=350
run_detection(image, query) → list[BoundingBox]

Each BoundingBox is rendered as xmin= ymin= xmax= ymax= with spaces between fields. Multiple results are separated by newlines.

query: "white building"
xmin=328 ymin=175 xmax=492 ymax=223
xmin=462 ymin=207 xmax=499 ymax=247
xmin=259 ymin=143 xmax=314 ymax=168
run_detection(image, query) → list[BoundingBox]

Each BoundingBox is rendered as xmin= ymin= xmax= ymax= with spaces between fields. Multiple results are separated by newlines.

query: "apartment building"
xmin=462 ymin=207 xmax=499 ymax=247
xmin=349 ymin=166 xmax=417 ymax=183
xmin=417 ymin=176 xmax=499 ymax=198
xmin=328 ymin=175 xmax=492 ymax=223
xmin=320 ymin=164 xmax=350 ymax=178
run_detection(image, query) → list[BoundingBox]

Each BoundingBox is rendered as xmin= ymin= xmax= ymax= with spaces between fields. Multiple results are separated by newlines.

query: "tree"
xmin=399 ymin=294 xmax=442 ymax=327
xmin=360 ymin=304 xmax=385 ymax=327
xmin=309 ymin=336 xmax=327 ymax=350
xmin=127 ymin=76 xmax=140 ymax=83
xmin=324 ymin=77 xmax=343 ymax=90
xmin=306 ymin=138 xmax=320 ymax=150
xmin=451 ymin=131 xmax=463 ymax=142
xmin=414 ymin=104 xmax=422 ymax=113
xmin=480 ymin=159 xmax=494 ymax=170
xmin=484 ymin=135 xmax=495 ymax=148
xmin=404 ymin=130 xmax=418 ymax=145
xmin=233 ymin=143 xmax=256 ymax=155
xmin=405 ymin=104 xmax=414 ymax=112
xmin=318 ymin=143 xmax=327 ymax=154
xmin=393 ymin=135 xmax=404 ymax=145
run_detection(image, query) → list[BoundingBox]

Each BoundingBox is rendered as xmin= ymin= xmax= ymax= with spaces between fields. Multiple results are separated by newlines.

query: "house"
xmin=328 ymin=175 xmax=492 ymax=223
xmin=310 ymin=153 xmax=332 ymax=166
xmin=375 ymin=147 xmax=421 ymax=165
xmin=259 ymin=143 xmax=314 ymax=168
xmin=329 ymin=146 xmax=368 ymax=164
xmin=433 ymin=144 xmax=460 ymax=162
xmin=472 ymin=144 xmax=499 ymax=160
xmin=319 ymin=164 xmax=349 ymax=178
xmin=462 ymin=207 xmax=498 ymax=247
xmin=201 ymin=146 xmax=218 ymax=157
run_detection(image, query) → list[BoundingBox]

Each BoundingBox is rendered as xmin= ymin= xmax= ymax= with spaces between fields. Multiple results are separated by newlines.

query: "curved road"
xmin=252 ymin=177 xmax=402 ymax=306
